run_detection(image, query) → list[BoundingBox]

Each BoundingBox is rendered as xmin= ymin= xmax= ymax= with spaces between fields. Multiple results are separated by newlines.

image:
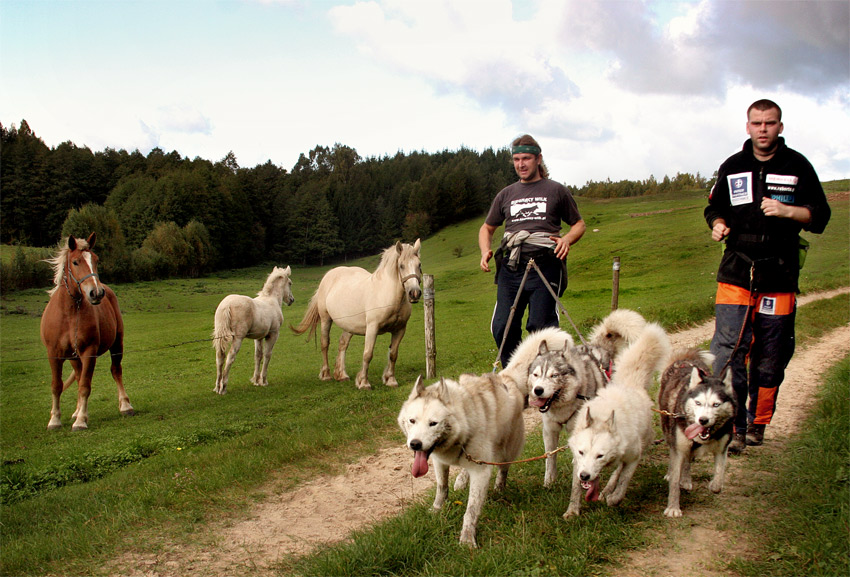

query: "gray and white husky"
xmin=565 ymin=322 xmax=671 ymax=518
xmin=658 ymin=348 xmax=736 ymax=518
xmin=527 ymin=337 xmax=607 ymax=488
xmin=397 ymin=372 xmax=525 ymax=548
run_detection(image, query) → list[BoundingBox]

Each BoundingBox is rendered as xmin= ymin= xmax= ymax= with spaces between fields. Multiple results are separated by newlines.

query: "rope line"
xmin=2 ymin=298 xmax=413 ymax=365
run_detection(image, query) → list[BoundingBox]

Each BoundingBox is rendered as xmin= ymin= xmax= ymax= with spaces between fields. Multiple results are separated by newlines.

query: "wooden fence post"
xmin=611 ymin=257 xmax=620 ymax=311
xmin=423 ymin=274 xmax=436 ymax=378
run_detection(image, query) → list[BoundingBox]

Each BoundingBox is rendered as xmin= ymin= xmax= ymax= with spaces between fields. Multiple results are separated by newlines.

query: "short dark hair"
xmin=747 ymin=99 xmax=782 ymax=121
xmin=511 ymin=134 xmax=549 ymax=179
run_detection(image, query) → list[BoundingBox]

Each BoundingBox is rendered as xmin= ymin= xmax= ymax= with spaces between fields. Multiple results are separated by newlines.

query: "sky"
xmin=2 ymin=0 xmax=848 ymax=186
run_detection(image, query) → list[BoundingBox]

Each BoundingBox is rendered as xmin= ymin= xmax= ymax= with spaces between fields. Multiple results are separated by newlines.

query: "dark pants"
xmin=710 ymin=303 xmax=796 ymax=433
xmin=491 ymin=257 xmax=563 ymax=369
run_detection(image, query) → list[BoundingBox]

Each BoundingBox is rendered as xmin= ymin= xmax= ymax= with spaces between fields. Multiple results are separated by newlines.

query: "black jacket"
xmin=704 ymin=138 xmax=831 ymax=293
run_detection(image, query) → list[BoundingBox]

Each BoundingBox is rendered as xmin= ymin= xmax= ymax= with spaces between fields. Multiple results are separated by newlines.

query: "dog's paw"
xmin=708 ymin=479 xmax=724 ymax=493
xmin=679 ymin=480 xmax=693 ymax=491
xmin=605 ymin=493 xmax=624 ymax=507
xmin=459 ymin=529 xmax=478 ymax=548
xmin=563 ymin=507 xmax=580 ymax=519
xmin=664 ymin=506 xmax=683 ymax=518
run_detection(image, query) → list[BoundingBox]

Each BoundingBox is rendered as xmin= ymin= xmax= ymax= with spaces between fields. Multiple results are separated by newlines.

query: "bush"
xmin=0 ymin=246 xmax=52 ymax=291
xmin=130 ymin=220 xmax=215 ymax=281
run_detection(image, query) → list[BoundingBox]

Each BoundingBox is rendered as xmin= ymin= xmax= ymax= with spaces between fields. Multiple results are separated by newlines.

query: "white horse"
xmin=292 ymin=240 xmax=422 ymax=390
xmin=212 ymin=266 xmax=295 ymax=394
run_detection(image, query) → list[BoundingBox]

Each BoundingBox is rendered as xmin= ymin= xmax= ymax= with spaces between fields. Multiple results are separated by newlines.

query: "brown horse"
xmin=40 ymin=233 xmax=134 ymax=430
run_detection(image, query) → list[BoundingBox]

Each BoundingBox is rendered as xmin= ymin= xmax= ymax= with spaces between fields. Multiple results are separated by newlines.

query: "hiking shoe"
xmin=728 ymin=432 xmax=747 ymax=455
xmin=746 ymin=424 xmax=765 ymax=446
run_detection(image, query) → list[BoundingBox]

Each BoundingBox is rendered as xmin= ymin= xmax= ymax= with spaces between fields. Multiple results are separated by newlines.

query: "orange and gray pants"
xmin=710 ymin=283 xmax=796 ymax=434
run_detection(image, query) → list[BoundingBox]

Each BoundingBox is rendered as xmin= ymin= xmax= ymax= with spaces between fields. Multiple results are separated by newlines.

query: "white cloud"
xmin=2 ymin=0 xmax=847 ymax=183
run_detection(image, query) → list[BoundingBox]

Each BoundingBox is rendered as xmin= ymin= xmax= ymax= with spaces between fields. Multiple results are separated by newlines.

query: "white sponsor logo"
xmin=759 ymin=296 xmax=777 ymax=315
xmin=766 ymin=174 xmax=799 ymax=186
xmin=727 ymin=172 xmax=753 ymax=206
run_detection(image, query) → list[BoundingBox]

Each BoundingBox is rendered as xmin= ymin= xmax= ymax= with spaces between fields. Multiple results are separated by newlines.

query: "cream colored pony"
xmin=213 ymin=266 xmax=294 ymax=394
xmin=292 ymin=240 xmax=422 ymax=390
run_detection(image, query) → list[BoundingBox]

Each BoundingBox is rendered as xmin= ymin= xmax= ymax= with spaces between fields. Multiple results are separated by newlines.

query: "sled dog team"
xmin=398 ymin=308 xmax=736 ymax=547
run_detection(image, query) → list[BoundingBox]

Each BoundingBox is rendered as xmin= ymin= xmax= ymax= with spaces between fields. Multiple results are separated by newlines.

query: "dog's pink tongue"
xmin=411 ymin=451 xmax=429 ymax=478
xmin=685 ymin=423 xmax=706 ymax=440
xmin=584 ymin=478 xmax=601 ymax=502
xmin=529 ymin=397 xmax=547 ymax=408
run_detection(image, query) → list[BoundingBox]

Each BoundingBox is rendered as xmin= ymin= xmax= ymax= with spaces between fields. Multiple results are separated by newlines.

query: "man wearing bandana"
xmin=479 ymin=134 xmax=586 ymax=369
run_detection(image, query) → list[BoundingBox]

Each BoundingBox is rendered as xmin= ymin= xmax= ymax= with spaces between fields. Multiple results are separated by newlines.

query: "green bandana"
xmin=511 ymin=145 xmax=541 ymax=155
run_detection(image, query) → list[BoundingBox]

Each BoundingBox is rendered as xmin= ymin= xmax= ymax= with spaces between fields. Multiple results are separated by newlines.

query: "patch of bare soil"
xmin=109 ymin=288 xmax=850 ymax=577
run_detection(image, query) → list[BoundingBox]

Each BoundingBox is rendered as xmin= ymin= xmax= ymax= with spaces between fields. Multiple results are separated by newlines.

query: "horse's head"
xmin=279 ymin=266 xmax=295 ymax=306
xmin=396 ymin=239 xmax=422 ymax=303
xmin=66 ymin=233 xmax=105 ymax=305
xmin=263 ymin=266 xmax=295 ymax=306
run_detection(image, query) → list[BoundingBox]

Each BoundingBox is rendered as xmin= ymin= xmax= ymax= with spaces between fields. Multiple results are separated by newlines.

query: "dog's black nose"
xmin=410 ymin=439 xmax=422 ymax=451
xmin=699 ymin=417 xmax=709 ymax=426
xmin=579 ymin=472 xmax=590 ymax=482
xmin=534 ymin=387 xmax=544 ymax=396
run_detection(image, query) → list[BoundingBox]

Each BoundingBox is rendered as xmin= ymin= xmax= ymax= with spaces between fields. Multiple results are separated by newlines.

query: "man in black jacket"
xmin=705 ymin=99 xmax=831 ymax=454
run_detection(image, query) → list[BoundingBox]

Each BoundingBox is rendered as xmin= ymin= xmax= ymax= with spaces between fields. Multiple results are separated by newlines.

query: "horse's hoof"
xmin=384 ymin=378 xmax=399 ymax=388
xmin=356 ymin=382 xmax=372 ymax=390
xmin=72 ymin=423 xmax=88 ymax=431
xmin=121 ymin=409 xmax=136 ymax=417
xmin=47 ymin=422 xmax=62 ymax=431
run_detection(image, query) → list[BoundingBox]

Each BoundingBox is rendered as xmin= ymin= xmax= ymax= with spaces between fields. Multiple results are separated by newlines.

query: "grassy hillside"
xmin=0 ymin=188 xmax=847 ymax=576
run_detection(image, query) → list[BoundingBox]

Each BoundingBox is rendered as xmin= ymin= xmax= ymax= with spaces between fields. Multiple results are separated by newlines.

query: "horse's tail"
xmin=212 ymin=305 xmax=234 ymax=354
xmin=290 ymin=295 xmax=320 ymax=340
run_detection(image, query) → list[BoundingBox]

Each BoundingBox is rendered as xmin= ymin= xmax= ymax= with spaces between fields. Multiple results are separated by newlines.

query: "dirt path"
xmin=112 ymin=288 xmax=850 ymax=577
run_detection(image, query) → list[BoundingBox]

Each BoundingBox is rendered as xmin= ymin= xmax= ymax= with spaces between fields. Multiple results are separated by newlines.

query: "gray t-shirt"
xmin=485 ymin=178 xmax=582 ymax=234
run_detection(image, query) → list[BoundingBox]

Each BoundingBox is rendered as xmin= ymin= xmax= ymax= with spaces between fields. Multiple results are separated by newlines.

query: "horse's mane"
xmin=258 ymin=267 xmax=288 ymax=297
xmin=374 ymin=243 xmax=402 ymax=278
xmin=45 ymin=237 xmax=90 ymax=296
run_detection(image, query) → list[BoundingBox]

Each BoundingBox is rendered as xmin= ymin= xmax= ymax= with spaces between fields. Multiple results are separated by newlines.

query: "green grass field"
xmin=1 ymin=188 xmax=847 ymax=576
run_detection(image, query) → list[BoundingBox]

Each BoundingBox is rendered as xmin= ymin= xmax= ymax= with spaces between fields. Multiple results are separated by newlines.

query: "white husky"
xmin=565 ymin=322 xmax=671 ymax=518
xmin=397 ymin=372 xmax=525 ymax=548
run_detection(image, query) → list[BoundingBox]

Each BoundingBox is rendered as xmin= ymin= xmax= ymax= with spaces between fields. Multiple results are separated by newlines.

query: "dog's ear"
xmin=437 ymin=377 xmax=449 ymax=400
xmin=408 ymin=375 xmax=425 ymax=400
xmin=584 ymin=406 xmax=594 ymax=428
xmin=605 ymin=410 xmax=617 ymax=432
xmin=687 ymin=367 xmax=703 ymax=389
xmin=538 ymin=340 xmax=550 ymax=355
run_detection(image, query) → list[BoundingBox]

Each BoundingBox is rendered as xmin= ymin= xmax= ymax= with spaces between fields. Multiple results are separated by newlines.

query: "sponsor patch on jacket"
xmin=766 ymin=174 xmax=799 ymax=186
xmin=766 ymin=174 xmax=798 ymax=204
xmin=727 ymin=172 xmax=753 ymax=206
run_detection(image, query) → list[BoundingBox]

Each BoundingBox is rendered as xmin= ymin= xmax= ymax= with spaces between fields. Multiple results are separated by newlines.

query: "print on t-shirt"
xmin=509 ymin=197 xmax=548 ymax=224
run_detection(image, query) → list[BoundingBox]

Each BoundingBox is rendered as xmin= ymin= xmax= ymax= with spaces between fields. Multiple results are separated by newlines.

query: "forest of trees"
xmin=1 ymin=119 xmax=711 ymax=285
